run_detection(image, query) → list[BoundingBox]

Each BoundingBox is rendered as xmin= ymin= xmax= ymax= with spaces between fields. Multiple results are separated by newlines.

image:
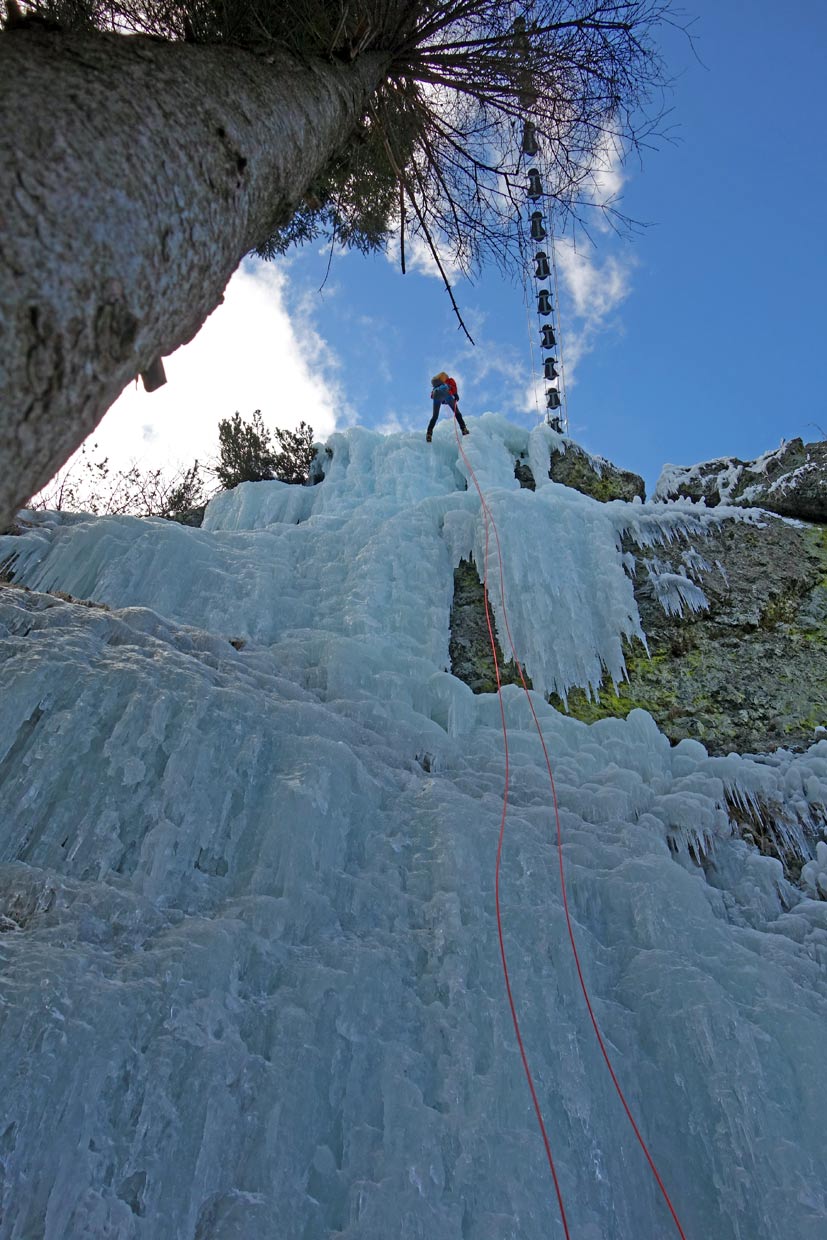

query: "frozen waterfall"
xmin=0 ymin=416 xmax=825 ymax=1239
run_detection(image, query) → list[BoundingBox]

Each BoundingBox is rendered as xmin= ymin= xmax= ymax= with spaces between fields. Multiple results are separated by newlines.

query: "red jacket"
xmin=446 ymin=377 xmax=458 ymax=398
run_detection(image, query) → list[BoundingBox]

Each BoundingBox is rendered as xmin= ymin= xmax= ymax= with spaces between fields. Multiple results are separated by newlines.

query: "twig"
xmin=400 ymin=181 xmax=407 ymax=274
xmin=371 ymin=103 xmax=475 ymax=344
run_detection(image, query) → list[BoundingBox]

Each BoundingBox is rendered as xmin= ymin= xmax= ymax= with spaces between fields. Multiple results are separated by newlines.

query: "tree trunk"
xmin=0 ymin=28 xmax=388 ymax=528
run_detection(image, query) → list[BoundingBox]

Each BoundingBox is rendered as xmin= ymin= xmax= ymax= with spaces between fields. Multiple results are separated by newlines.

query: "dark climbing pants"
xmin=428 ymin=397 xmax=468 ymax=438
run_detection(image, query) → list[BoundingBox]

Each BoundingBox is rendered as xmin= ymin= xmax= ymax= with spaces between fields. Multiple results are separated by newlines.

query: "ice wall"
xmin=0 ymin=418 xmax=761 ymax=704
xmin=0 ymin=417 xmax=826 ymax=1239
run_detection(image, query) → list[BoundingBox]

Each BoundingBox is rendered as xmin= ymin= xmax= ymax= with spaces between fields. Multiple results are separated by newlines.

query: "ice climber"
xmin=427 ymin=372 xmax=469 ymax=442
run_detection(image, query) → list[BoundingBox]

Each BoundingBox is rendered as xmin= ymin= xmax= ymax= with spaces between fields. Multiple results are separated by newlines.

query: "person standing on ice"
xmin=427 ymin=371 xmax=469 ymax=442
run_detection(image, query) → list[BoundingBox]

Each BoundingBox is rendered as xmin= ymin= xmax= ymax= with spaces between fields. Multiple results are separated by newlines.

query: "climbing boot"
xmin=426 ymin=432 xmax=432 ymax=443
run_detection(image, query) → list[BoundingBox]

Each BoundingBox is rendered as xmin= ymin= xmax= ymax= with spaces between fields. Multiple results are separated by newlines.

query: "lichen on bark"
xmin=0 ymin=26 xmax=388 ymax=529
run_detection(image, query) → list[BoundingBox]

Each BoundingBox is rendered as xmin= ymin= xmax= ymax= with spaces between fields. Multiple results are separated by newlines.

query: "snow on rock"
xmin=0 ymin=418 xmax=826 ymax=1240
xmin=654 ymin=436 xmax=827 ymax=523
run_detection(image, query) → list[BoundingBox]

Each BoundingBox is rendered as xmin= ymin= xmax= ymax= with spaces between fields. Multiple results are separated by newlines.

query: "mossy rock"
xmin=550 ymin=443 xmax=645 ymax=503
xmin=559 ymin=519 xmax=827 ymax=755
xmin=449 ymin=559 xmax=528 ymax=693
xmin=513 ymin=442 xmax=645 ymax=503
xmin=449 ymin=514 xmax=827 ymax=758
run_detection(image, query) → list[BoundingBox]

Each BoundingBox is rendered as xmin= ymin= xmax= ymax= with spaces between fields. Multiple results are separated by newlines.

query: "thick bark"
xmin=0 ymin=28 xmax=388 ymax=527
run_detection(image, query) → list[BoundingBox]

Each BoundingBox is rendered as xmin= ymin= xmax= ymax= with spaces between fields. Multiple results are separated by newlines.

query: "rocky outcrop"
xmin=449 ymin=560 xmax=527 ymax=693
xmin=516 ymin=438 xmax=645 ymax=502
xmin=655 ymin=437 xmax=827 ymax=523
xmin=452 ymin=430 xmax=827 ymax=759
xmin=549 ymin=441 xmax=645 ymax=502
xmin=451 ymin=513 xmax=827 ymax=759
xmin=556 ymin=517 xmax=827 ymax=757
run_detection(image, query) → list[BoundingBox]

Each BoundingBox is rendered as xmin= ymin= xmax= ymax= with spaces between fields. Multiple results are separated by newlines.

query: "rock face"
xmin=655 ymin=437 xmax=827 ymax=523
xmin=451 ymin=513 xmax=827 ymax=759
xmin=549 ymin=440 xmax=645 ymax=502
xmin=453 ymin=434 xmax=827 ymax=761
xmin=449 ymin=560 xmax=527 ymax=694
xmin=515 ymin=438 xmax=645 ymax=502
xmin=558 ymin=517 xmax=827 ymax=758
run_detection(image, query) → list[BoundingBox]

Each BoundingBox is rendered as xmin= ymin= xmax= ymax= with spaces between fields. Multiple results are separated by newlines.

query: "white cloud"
xmin=556 ymin=239 xmax=630 ymax=320
xmin=374 ymin=410 xmax=411 ymax=435
xmin=584 ymin=133 xmax=625 ymax=213
xmin=517 ymin=373 xmax=547 ymax=419
xmin=552 ymin=236 xmax=636 ymax=383
xmin=81 ymin=258 xmax=346 ymax=472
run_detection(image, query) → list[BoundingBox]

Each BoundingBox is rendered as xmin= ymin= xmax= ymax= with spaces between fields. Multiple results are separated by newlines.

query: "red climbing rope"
xmin=453 ymin=420 xmax=688 ymax=1240
xmin=473 ymin=436 xmax=572 ymax=1238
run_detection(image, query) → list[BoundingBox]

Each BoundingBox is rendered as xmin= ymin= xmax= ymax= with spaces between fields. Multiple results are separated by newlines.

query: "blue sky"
xmin=93 ymin=0 xmax=827 ymax=497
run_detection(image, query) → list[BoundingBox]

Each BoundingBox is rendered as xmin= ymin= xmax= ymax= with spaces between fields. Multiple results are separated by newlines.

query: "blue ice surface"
xmin=0 ymin=415 xmax=825 ymax=1239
